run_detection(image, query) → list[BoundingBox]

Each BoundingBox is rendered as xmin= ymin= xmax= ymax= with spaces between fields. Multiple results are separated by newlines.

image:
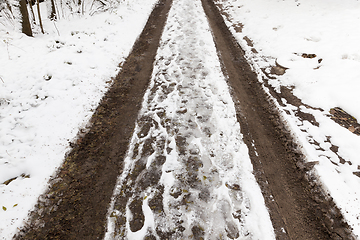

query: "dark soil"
xmin=329 ymin=107 xmax=360 ymax=136
xmin=14 ymin=0 xmax=354 ymax=239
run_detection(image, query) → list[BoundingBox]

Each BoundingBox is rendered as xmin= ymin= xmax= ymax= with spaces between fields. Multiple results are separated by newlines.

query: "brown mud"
xmin=14 ymin=0 xmax=354 ymax=239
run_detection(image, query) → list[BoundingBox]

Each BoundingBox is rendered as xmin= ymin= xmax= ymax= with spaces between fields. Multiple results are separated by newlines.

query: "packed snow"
xmin=0 ymin=0 xmax=158 ymax=238
xmin=104 ymin=0 xmax=275 ymax=238
xmin=215 ymin=0 xmax=360 ymax=237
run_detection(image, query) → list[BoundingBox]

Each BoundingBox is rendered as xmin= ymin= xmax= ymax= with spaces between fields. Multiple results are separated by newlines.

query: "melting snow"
xmin=104 ymin=0 xmax=275 ymax=239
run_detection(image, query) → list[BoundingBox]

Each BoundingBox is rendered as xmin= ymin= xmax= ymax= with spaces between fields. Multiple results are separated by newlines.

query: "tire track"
xmin=13 ymin=1 xmax=173 ymax=239
xmin=202 ymin=0 xmax=354 ymax=239
xmin=104 ymin=0 xmax=274 ymax=239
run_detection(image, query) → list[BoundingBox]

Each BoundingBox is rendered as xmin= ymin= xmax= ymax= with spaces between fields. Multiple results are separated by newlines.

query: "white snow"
xmin=0 ymin=0 xmax=157 ymax=238
xmin=216 ymin=0 xmax=360 ymax=237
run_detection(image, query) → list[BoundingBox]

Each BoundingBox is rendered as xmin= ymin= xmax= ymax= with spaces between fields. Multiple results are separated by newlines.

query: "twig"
xmin=0 ymin=76 xmax=4 ymax=83
xmin=3 ymin=39 xmax=11 ymax=60
xmin=53 ymin=21 xmax=60 ymax=36
xmin=3 ymin=39 xmax=26 ymax=52
xmin=36 ymin=0 xmax=44 ymax=34
xmin=89 ymin=0 xmax=96 ymax=12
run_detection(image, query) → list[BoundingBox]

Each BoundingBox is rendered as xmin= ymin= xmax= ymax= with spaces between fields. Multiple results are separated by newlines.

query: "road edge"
xmin=201 ymin=0 xmax=354 ymax=239
xmin=13 ymin=0 xmax=173 ymax=239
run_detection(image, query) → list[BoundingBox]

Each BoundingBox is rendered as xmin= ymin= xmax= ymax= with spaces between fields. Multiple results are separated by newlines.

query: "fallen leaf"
xmin=349 ymin=126 xmax=356 ymax=133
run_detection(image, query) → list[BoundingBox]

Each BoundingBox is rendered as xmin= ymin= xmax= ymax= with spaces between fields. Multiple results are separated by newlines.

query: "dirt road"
xmin=15 ymin=0 xmax=353 ymax=239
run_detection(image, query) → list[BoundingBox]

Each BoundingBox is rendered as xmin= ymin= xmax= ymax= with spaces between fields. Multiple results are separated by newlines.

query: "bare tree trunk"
xmin=19 ymin=0 xmax=33 ymax=36
xmin=81 ymin=0 xmax=84 ymax=15
xmin=36 ymin=0 xmax=44 ymax=33
xmin=49 ymin=0 xmax=57 ymax=20
xmin=29 ymin=2 xmax=36 ymax=25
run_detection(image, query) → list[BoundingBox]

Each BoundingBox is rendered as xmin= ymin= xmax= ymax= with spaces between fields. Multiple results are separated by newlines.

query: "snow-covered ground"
xmin=216 ymin=0 xmax=360 ymax=237
xmin=0 ymin=0 xmax=158 ymax=238
xmin=2 ymin=0 xmax=360 ymax=238
xmin=104 ymin=0 xmax=274 ymax=238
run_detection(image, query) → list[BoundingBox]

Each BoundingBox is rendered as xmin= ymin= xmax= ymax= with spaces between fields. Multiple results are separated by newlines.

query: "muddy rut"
xmin=104 ymin=0 xmax=273 ymax=238
xmin=15 ymin=0 xmax=353 ymax=239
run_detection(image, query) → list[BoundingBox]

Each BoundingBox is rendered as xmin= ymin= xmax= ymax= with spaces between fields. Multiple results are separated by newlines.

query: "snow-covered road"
xmin=104 ymin=0 xmax=275 ymax=238
xmin=2 ymin=0 xmax=359 ymax=238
